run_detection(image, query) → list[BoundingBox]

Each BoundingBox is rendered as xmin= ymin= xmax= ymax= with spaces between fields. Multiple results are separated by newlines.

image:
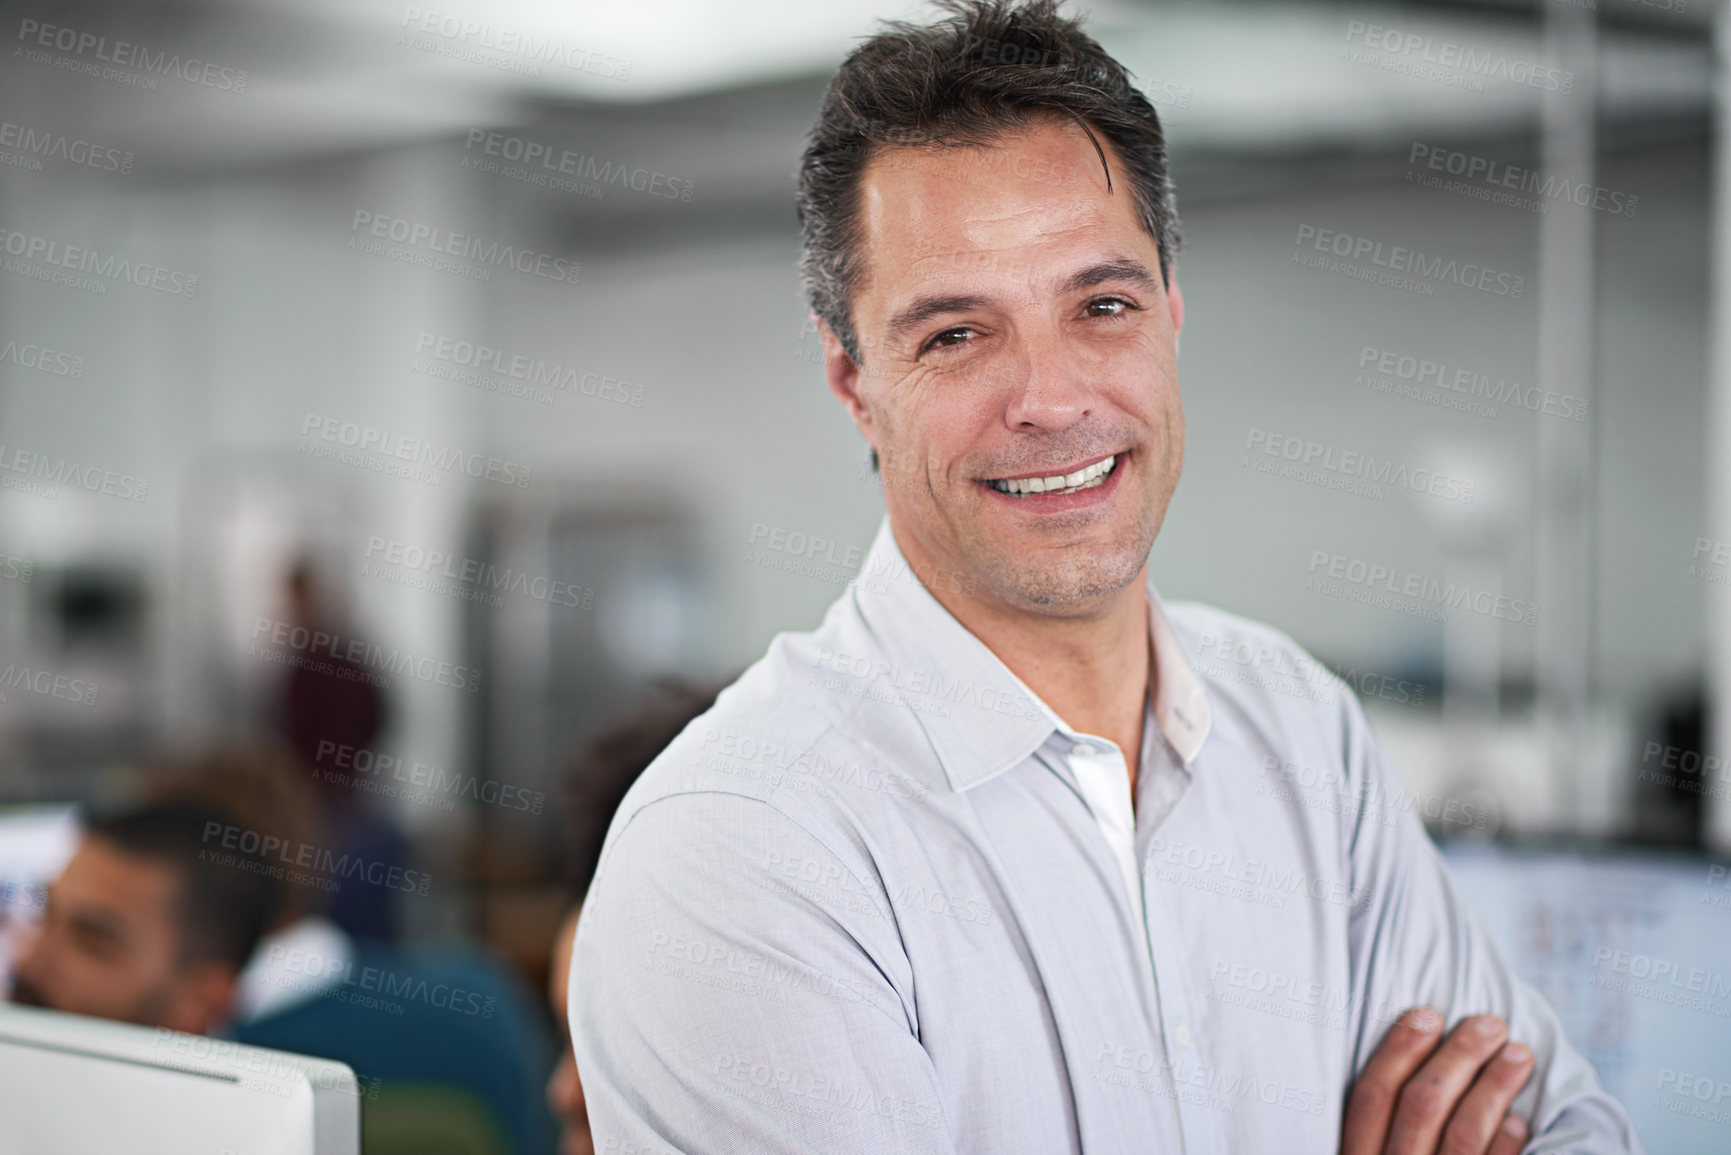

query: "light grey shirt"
xmin=570 ymin=518 xmax=1642 ymax=1153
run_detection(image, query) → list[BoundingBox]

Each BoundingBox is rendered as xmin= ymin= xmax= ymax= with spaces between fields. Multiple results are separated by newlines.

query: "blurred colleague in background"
xmin=8 ymin=740 xmax=332 ymax=1035
xmin=546 ymin=681 xmax=724 ymax=1155
xmin=8 ymin=798 xmax=276 ymax=1035
xmin=570 ymin=3 xmax=1640 ymax=1153
xmin=142 ymin=741 xmax=356 ymax=1028
xmin=269 ymin=560 xmax=407 ymax=945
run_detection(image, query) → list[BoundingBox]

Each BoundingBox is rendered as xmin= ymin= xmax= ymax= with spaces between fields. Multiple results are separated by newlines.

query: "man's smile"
xmin=984 ymin=452 xmax=1121 ymax=497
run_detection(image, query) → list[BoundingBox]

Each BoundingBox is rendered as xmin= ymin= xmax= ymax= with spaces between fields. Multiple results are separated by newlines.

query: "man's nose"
xmin=1002 ymin=329 xmax=1094 ymax=433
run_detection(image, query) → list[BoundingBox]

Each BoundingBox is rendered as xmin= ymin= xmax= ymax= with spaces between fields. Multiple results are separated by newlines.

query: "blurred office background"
xmin=1 ymin=0 xmax=1729 ymax=1151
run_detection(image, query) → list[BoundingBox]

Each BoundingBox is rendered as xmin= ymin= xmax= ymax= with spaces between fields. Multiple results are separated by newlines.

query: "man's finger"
xmin=1384 ymin=1015 xmax=1509 ymax=1155
xmin=1341 ymin=1007 xmax=1444 ymax=1155
xmin=1485 ymin=1112 xmax=1530 ymax=1155
xmin=1437 ymin=1042 xmax=1534 ymax=1155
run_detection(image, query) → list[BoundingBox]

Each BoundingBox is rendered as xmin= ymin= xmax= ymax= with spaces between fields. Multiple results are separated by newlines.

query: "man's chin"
xmin=967 ymin=542 xmax=1150 ymax=616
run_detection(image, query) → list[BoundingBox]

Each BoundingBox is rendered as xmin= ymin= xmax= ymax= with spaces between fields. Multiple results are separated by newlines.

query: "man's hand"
xmin=1342 ymin=1007 xmax=1536 ymax=1155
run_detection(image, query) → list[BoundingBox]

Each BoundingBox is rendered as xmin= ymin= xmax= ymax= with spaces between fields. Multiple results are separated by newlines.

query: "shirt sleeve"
xmin=1339 ymin=692 xmax=1646 ymax=1154
xmin=569 ymin=789 xmax=960 ymax=1155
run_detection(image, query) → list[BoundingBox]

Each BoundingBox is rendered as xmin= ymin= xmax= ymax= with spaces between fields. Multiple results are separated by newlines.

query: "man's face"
xmin=9 ymin=836 xmax=229 ymax=1034
xmin=824 ymin=118 xmax=1185 ymax=617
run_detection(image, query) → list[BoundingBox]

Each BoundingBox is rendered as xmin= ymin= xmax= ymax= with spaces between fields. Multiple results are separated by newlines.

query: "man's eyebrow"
xmin=68 ymin=907 xmax=127 ymax=948
xmin=1062 ymin=259 xmax=1158 ymax=293
xmin=885 ymin=260 xmax=1159 ymax=345
xmin=886 ymin=293 xmax=991 ymax=344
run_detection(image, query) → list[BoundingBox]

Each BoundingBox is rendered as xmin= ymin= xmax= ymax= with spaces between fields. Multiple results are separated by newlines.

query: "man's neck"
xmin=892 ymin=526 xmax=1153 ymax=792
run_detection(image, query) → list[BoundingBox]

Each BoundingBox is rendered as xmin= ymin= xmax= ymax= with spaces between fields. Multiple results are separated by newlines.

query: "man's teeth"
xmin=989 ymin=455 xmax=1117 ymax=497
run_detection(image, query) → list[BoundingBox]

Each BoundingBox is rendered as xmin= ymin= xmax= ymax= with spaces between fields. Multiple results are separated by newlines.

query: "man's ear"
xmin=1166 ymin=276 xmax=1185 ymax=342
xmin=164 ymin=961 xmax=239 ymax=1036
xmin=816 ymin=317 xmax=878 ymax=454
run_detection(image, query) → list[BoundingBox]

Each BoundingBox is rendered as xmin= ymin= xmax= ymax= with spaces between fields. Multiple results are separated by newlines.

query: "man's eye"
xmin=924 ymin=327 xmax=976 ymax=353
xmin=1085 ymin=297 xmax=1138 ymax=318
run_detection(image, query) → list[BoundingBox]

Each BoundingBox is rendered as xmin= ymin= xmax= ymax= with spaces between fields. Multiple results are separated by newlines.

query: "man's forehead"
xmin=64 ymin=837 xmax=178 ymax=904
xmin=862 ymin=128 xmax=1113 ymax=230
xmin=856 ymin=124 xmax=1152 ymax=298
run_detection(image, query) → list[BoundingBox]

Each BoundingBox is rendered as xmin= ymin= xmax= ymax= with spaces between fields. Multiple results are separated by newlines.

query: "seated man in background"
xmin=546 ymin=682 xmax=725 ymax=1155
xmin=148 ymin=740 xmax=557 ymax=1155
xmin=8 ymin=799 xmax=276 ymax=1035
xmin=142 ymin=741 xmax=354 ymax=1026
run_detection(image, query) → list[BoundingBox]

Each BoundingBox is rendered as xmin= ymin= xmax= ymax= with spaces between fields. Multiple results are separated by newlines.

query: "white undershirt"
xmin=235 ymin=915 xmax=355 ymax=1023
xmin=1061 ymin=697 xmax=1159 ymax=979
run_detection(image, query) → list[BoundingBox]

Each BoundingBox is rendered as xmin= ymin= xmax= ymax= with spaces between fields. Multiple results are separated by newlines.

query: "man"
xmin=9 ymin=801 xmax=276 ymax=1035
xmin=571 ymin=3 xmax=1642 ymax=1152
xmin=140 ymin=740 xmax=357 ymax=1027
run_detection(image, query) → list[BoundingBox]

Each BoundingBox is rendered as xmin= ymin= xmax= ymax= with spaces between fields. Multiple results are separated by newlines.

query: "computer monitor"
xmin=0 ymin=1002 xmax=360 ymax=1154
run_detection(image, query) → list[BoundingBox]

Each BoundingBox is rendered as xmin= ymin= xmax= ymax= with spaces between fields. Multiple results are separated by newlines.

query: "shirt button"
xmin=1073 ymin=743 xmax=1097 ymax=757
xmin=1175 ymin=1024 xmax=1192 ymax=1047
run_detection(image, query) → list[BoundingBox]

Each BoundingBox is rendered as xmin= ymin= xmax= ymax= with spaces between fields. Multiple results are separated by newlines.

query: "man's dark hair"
xmin=797 ymin=0 xmax=1181 ymax=366
xmin=143 ymin=741 xmax=328 ymax=929
xmin=82 ymin=801 xmax=278 ymax=971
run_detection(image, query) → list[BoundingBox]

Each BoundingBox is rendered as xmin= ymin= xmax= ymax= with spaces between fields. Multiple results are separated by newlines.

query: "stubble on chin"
xmin=952 ymin=494 xmax=1160 ymax=615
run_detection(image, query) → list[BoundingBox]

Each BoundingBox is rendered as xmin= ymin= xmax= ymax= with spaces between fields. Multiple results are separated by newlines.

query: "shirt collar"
xmin=851 ymin=517 xmax=1212 ymax=794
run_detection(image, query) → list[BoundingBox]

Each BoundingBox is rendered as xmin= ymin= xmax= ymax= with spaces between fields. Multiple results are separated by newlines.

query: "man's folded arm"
xmin=570 ymin=789 xmax=960 ymax=1155
xmin=1339 ymin=693 xmax=1645 ymax=1154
